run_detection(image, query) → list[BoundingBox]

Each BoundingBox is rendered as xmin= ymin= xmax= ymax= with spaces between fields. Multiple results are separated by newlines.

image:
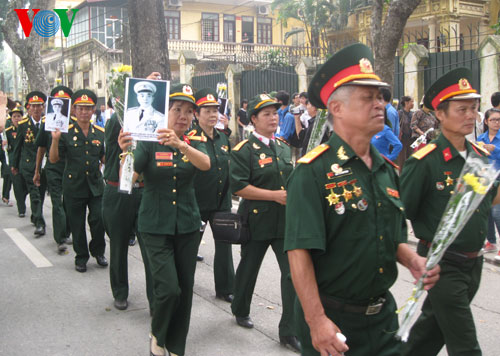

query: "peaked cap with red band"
xmin=308 ymin=43 xmax=389 ymax=109
xmin=424 ymin=67 xmax=481 ymax=111
xmin=50 ymin=85 xmax=73 ymax=99
xmin=26 ymin=91 xmax=47 ymax=106
xmin=194 ymin=88 xmax=219 ymax=107
xmin=72 ymin=89 xmax=97 ymax=106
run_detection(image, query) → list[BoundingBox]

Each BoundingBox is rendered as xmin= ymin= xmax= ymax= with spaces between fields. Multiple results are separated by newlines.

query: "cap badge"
xmin=458 ymin=78 xmax=471 ymax=90
xmin=183 ymin=85 xmax=193 ymax=95
xmin=82 ymin=95 xmax=88 ymax=101
xmin=58 ymin=90 xmax=65 ymax=96
xmin=33 ymin=96 xmax=39 ymax=101
xmin=207 ymin=94 xmax=215 ymax=101
xmin=260 ymin=94 xmax=270 ymax=101
xmin=359 ymin=58 xmax=374 ymax=74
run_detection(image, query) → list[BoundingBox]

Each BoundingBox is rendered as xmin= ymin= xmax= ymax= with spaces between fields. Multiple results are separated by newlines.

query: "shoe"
xmin=196 ymin=255 xmax=204 ymax=262
xmin=95 ymin=255 xmax=108 ymax=267
xmin=484 ymin=241 xmax=497 ymax=253
xmin=495 ymin=251 xmax=500 ymax=262
xmin=34 ymin=226 xmax=45 ymax=236
xmin=18 ymin=213 xmax=25 ymax=218
xmin=62 ymin=236 xmax=73 ymax=245
xmin=114 ymin=299 xmax=128 ymax=310
xmin=129 ymin=238 xmax=136 ymax=246
xmin=75 ymin=263 xmax=87 ymax=273
xmin=216 ymin=293 xmax=234 ymax=303
xmin=57 ymin=243 xmax=67 ymax=253
xmin=235 ymin=316 xmax=254 ymax=328
xmin=2 ymin=198 xmax=13 ymax=207
xmin=279 ymin=335 xmax=301 ymax=352
xmin=150 ymin=334 xmax=166 ymax=356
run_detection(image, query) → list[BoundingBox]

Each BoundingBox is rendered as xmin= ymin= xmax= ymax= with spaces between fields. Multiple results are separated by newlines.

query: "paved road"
xmin=0 ymin=194 xmax=499 ymax=356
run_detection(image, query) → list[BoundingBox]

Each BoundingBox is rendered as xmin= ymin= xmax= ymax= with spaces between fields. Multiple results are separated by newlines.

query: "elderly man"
xmin=46 ymin=98 xmax=69 ymax=130
xmin=284 ymin=44 xmax=440 ymax=356
xmin=125 ymin=81 xmax=165 ymax=134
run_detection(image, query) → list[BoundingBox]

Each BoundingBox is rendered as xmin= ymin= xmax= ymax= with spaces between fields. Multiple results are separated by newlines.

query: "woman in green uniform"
xmin=119 ymin=83 xmax=210 ymax=356
xmin=192 ymin=88 xmax=235 ymax=302
xmin=229 ymin=94 xmax=300 ymax=351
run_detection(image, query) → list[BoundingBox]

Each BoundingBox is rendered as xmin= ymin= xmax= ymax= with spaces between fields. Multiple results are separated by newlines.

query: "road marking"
xmin=3 ymin=228 xmax=53 ymax=268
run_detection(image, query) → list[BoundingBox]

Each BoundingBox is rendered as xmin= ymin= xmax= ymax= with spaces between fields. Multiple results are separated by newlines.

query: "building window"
xmin=83 ymin=71 xmax=90 ymax=88
xmin=165 ymin=10 xmax=180 ymax=40
xmin=257 ymin=17 xmax=272 ymax=44
xmin=223 ymin=14 xmax=235 ymax=43
xmin=241 ymin=16 xmax=254 ymax=44
xmin=67 ymin=74 xmax=73 ymax=89
xmin=202 ymin=13 xmax=219 ymax=42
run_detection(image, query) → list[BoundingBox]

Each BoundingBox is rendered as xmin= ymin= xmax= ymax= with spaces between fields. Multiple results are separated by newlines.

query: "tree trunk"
xmin=127 ymin=0 xmax=171 ymax=80
xmin=1 ymin=0 xmax=50 ymax=94
xmin=370 ymin=0 xmax=422 ymax=88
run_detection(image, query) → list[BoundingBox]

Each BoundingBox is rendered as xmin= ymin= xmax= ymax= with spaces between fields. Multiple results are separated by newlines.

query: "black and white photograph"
xmin=215 ymin=97 xmax=228 ymax=130
xmin=44 ymin=96 xmax=71 ymax=132
xmin=123 ymin=77 xmax=169 ymax=141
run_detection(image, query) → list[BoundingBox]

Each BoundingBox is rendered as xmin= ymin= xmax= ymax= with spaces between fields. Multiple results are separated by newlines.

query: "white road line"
xmin=3 ymin=228 xmax=53 ymax=268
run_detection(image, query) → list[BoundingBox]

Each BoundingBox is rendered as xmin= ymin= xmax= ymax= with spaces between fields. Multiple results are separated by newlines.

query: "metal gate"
xmin=240 ymin=66 xmax=298 ymax=101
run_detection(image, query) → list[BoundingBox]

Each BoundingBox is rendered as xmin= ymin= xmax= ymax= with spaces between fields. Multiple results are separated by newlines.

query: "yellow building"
xmin=329 ymin=0 xmax=498 ymax=54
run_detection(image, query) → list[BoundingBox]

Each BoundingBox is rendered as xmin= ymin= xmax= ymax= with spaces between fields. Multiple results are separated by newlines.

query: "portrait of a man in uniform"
xmin=45 ymin=96 xmax=71 ymax=132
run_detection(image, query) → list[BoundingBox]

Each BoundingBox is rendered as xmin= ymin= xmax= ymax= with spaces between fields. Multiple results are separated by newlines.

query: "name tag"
xmin=156 ymin=152 xmax=173 ymax=160
xmin=157 ymin=161 xmax=173 ymax=167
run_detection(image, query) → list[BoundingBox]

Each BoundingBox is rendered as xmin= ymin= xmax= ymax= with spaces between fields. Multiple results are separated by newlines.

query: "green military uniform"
xmin=12 ymin=92 xmax=48 ymax=233
xmin=284 ymin=44 xmax=404 ymax=356
xmin=57 ymin=90 xmax=106 ymax=268
xmin=4 ymin=114 xmax=28 ymax=216
xmin=102 ymin=113 xmax=153 ymax=309
xmin=400 ymin=68 xmax=492 ymax=356
xmin=229 ymin=95 xmax=296 ymax=337
xmin=1 ymin=124 xmax=12 ymax=203
xmin=35 ymin=86 xmax=73 ymax=246
xmin=192 ymin=88 xmax=235 ymax=299
xmin=134 ymin=83 xmax=204 ymax=356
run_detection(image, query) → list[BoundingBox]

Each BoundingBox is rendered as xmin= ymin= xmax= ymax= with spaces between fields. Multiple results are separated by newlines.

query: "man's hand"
xmin=273 ymin=190 xmax=287 ymax=205
xmin=408 ymin=255 xmax=440 ymax=291
xmin=51 ymin=129 xmax=62 ymax=141
xmin=220 ymin=114 xmax=229 ymax=129
xmin=308 ymin=315 xmax=349 ymax=356
xmin=11 ymin=167 xmax=18 ymax=175
xmin=118 ymin=129 xmax=133 ymax=152
xmin=33 ymin=171 xmax=41 ymax=187
xmin=146 ymin=72 xmax=162 ymax=80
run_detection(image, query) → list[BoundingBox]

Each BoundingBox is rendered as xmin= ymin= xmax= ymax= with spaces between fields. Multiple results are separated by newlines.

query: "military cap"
xmin=424 ymin=67 xmax=480 ymax=111
xmin=247 ymin=93 xmax=281 ymax=118
xmin=134 ymin=81 xmax=156 ymax=94
xmin=26 ymin=91 xmax=47 ymax=105
xmin=194 ymin=88 xmax=219 ymax=107
xmin=72 ymin=89 xmax=97 ymax=106
xmin=51 ymin=98 xmax=64 ymax=106
xmin=51 ymin=85 xmax=73 ymax=98
xmin=9 ymin=106 xmax=23 ymax=117
xmin=308 ymin=43 xmax=389 ymax=109
xmin=169 ymin=83 xmax=196 ymax=106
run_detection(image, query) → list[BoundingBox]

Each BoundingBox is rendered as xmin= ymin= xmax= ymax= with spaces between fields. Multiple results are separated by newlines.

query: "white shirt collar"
xmin=252 ymin=131 xmax=275 ymax=146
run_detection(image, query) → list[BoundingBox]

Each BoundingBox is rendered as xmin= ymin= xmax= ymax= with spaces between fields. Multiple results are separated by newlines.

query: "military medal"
xmin=182 ymin=155 xmax=189 ymax=163
xmin=334 ymin=202 xmax=345 ymax=215
xmin=352 ymin=183 xmax=362 ymax=197
xmin=260 ymin=153 xmax=266 ymax=159
xmin=221 ymin=145 xmax=228 ymax=153
xmin=436 ymin=182 xmax=444 ymax=191
xmin=444 ymin=171 xmax=454 ymax=186
xmin=337 ymin=146 xmax=348 ymax=160
xmin=357 ymin=199 xmax=368 ymax=211
xmin=386 ymin=187 xmax=400 ymax=198
xmin=331 ymin=164 xmax=342 ymax=174
xmin=325 ymin=190 xmax=340 ymax=206
xmin=156 ymin=152 xmax=173 ymax=160
xmin=342 ymin=188 xmax=353 ymax=202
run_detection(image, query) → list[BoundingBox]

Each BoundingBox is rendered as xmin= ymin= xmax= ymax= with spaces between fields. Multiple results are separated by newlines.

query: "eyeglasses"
xmin=489 ymin=118 xmax=500 ymax=123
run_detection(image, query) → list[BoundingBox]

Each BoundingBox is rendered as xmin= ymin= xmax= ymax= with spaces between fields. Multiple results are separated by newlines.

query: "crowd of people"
xmin=0 ymin=42 xmax=498 ymax=356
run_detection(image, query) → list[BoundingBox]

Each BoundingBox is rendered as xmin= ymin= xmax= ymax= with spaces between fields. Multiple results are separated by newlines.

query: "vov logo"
xmin=14 ymin=9 xmax=79 ymax=37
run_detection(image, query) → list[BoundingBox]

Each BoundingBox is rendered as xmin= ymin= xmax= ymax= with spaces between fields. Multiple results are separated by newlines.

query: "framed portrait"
xmin=44 ymin=96 xmax=71 ymax=133
xmin=123 ymin=77 xmax=170 ymax=141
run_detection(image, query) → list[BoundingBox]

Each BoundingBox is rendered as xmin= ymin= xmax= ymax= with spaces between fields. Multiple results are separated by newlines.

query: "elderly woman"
xmin=229 ymin=94 xmax=300 ymax=351
xmin=119 ymin=83 xmax=210 ymax=356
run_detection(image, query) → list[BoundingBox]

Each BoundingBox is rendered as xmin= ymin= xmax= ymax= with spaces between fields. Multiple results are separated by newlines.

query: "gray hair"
xmin=326 ymin=85 xmax=355 ymax=109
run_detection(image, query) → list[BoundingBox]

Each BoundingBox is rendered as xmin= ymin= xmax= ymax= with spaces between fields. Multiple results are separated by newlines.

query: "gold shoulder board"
xmin=297 ymin=144 xmax=330 ymax=164
xmin=187 ymin=129 xmax=197 ymax=136
xmin=469 ymin=140 xmax=490 ymax=156
xmin=5 ymin=126 xmax=13 ymax=132
xmin=188 ymin=135 xmax=207 ymax=142
xmin=233 ymin=139 xmax=248 ymax=152
xmin=68 ymin=124 xmax=74 ymax=130
xmin=94 ymin=124 xmax=105 ymax=133
xmin=412 ymin=143 xmax=437 ymax=160
xmin=71 ymin=116 xmax=77 ymax=122
xmin=18 ymin=118 xmax=29 ymax=125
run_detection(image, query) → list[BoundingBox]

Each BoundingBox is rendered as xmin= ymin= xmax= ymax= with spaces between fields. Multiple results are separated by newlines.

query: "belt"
xmin=319 ymin=294 xmax=386 ymax=315
xmin=106 ymin=180 xmax=144 ymax=188
xmin=419 ymin=239 xmax=481 ymax=259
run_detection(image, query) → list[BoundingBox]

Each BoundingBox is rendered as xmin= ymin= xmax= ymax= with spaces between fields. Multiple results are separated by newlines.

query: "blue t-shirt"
xmin=371 ymin=124 xmax=402 ymax=161
xmin=386 ymin=103 xmax=400 ymax=138
xmin=477 ymin=130 xmax=500 ymax=170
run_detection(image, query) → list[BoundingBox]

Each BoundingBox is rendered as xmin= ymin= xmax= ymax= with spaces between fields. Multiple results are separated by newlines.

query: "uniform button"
xmin=253 ymin=209 xmax=258 ymax=214
xmin=85 ymin=151 xmax=88 ymax=155
xmin=26 ymin=159 xmax=29 ymax=162
xmin=277 ymin=157 xmax=280 ymax=161
xmin=174 ymin=152 xmax=177 ymax=156
xmin=218 ymin=167 xmax=222 ymax=171
xmin=218 ymin=192 xmax=222 ymax=196
xmin=74 ymin=144 xmax=77 ymax=147
xmin=86 ymin=161 xmax=89 ymax=165
xmin=85 ymin=171 xmax=89 ymax=175
xmin=172 ymin=189 xmax=176 ymax=193
xmin=174 ymin=164 xmax=177 ymax=168
xmin=173 ymin=176 xmax=177 ymax=180
xmin=216 ymin=155 xmax=218 ymax=158
xmin=219 ymin=180 xmax=222 ymax=183
xmin=280 ymin=171 xmax=283 ymax=175
xmin=379 ymin=268 xmax=384 ymax=274
xmin=173 ymin=201 xmax=176 ymax=205
xmin=400 ymin=207 xmax=404 ymax=211
xmin=450 ymin=191 xmax=454 ymax=195
xmin=281 ymin=186 xmax=284 ymax=190
xmin=68 ymin=174 xmax=72 ymax=178
xmin=377 ymin=202 xmax=382 ymax=207
xmin=379 ymin=235 xmax=383 ymax=241
xmin=85 ymin=141 xmax=88 ymax=145
xmin=475 ymin=209 xmax=480 ymax=213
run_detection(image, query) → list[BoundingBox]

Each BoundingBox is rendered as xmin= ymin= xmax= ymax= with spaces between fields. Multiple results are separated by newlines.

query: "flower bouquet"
xmin=107 ymin=65 xmax=135 ymax=194
xmin=306 ymin=109 xmax=329 ymax=153
xmin=217 ymin=82 xmax=227 ymax=99
xmin=396 ymin=156 xmax=499 ymax=341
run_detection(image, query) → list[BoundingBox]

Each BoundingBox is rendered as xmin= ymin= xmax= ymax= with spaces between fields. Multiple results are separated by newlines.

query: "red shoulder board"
xmin=276 ymin=137 xmax=290 ymax=146
xmin=183 ymin=135 xmax=191 ymax=144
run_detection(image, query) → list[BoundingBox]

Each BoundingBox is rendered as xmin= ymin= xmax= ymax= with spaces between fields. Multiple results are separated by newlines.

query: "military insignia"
xmin=337 ymin=146 xmax=348 ymax=160
xmin=73 ymin=136 xmax=77 ymax=141
xmin=12 ymin=132 xmax=17 ymax=139
xmin=325 ymin=183 xmax=336 ymax=190
xmin=357 ymin=199 xmax=368 ymax=211
xmin=155 ymin=152 xmax=173 ymax=160
xmin=297 ymin=144 xmax=330 ymax=164
xmin=436 ymin=182 xmax=445 ymax=191
xmin=182 ymin=85 xmax=193 ymax=95
xmin=253 ymin=143 xmax=261 ymax=150
xmin=442 ymin=147 xmax=452 ymax=162
xmin=260 ymin=153 xmax=266 ymax=159
xmin=182 ymin=155 xmax=189 ymax=163
xmin=82 ymin=94 xmax=88 ymax=101
xmin=233 ymin=139 xmax=248 ymax=151
xmin=386 ymin=187 xmax=400 ymax=199
xmin=458 ymin=78 xmax=471 ymax=90
xmin=359 ymin=58 xmax=374 ymax=74
xmin=334 ymin=202 xmax=345 ymax=215
xmin=445 ymin=175 xmax=454 ymax=186
xmin=92 ymin=140 xmax=101 ymax=146
xmin=74 ymin=127 xmax=79 ymax=133
xmin=33 ymin=95 xmax=39 ymax=101
xmin=259 ymin=157 xmax=273 ymax=167
xmin=58 ymin=90 xmax=65 ymax=96
xmin=260 ymin=94 xmax=270 ymax=101
xmin=342 ymin=188 xmax=353 ymax=202
xmin=325 ymin=191 xmax=340 ymax=206
xmin=221 ymin=145 xmax=229 ymax=153
xmin=157 ymin=162 xmax=173 ymax=167
xmin=207 ymin=94 xmax=215 ymax=101
xmin=412 ymin=143 xmax=437 ymax=160
xmin=352 ymin=184 xmax=362 ymax=197
xmin=331 ymin=163 xmax=342 ymax=174
xmin=327 ymin=166 xmax=351 ymax=179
